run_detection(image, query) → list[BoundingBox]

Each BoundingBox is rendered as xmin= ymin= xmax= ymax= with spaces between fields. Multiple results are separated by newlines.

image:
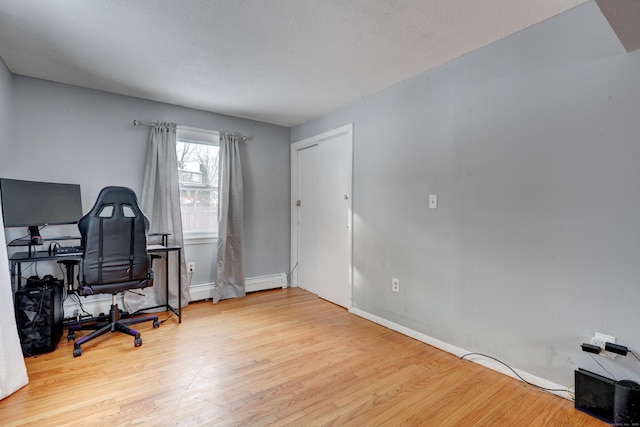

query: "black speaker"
xmin=614 ymin=380 xmax=640 ymax=425
xmin=14 ymin=279 xmax=64 ymax=356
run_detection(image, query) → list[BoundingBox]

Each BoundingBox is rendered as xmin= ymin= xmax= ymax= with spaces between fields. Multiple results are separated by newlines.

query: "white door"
xmin=292 ymin=125 xmax=352 ymax=308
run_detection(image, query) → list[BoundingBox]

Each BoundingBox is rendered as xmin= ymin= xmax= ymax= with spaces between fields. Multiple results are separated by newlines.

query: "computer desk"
xmin=9 ymin=244 xmax=182 ymax=323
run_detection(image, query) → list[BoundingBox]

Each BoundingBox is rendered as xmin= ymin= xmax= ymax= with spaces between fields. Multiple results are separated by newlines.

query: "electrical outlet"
xmin=591 ymin=332 xmax=617 ymax=359
xmin=392 ymin=278 xmax=400 ymax=293
xmin=187 ymin=262 xmax=195 ymax=273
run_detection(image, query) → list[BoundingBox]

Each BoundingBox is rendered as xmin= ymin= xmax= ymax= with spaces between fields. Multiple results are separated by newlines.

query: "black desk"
xmin=9 ymin=245 xmax=182 ymax=323
xmin=144 ymin=244 xmax=182 ymax=323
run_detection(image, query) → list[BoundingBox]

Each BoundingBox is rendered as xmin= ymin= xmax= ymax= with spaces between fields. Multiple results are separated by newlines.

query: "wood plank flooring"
xmin=1 ymin=287 xmax=606 ymax=426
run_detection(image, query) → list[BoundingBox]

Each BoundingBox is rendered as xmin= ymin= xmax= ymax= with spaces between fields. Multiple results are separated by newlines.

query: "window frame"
xmin=176 ymin=125 xmax=220 ymax=243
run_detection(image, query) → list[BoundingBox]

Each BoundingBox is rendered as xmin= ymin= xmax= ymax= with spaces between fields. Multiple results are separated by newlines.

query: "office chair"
xmin=68 ymin=186 xmax=159 ymax=357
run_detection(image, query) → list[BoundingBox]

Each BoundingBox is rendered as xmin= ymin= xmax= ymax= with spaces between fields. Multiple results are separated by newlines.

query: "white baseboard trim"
xmin=63 ymin=293 xmax=118 ymax=320
xmin=65 ymin=273 xmax=288 ymax=318
xmin=349 ymin=307 xmax=571 ymax=401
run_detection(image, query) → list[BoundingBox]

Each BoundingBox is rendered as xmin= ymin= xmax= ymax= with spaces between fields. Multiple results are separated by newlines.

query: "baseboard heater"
xmin=178 ymin=272 xmax=288 ymax=302
xmin=245 ymin=273 xmax=288 ymax=293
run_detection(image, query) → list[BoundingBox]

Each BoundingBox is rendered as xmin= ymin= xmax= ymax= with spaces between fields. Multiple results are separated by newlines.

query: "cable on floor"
xmin=460 ymin=352 xmax=569 ymax=394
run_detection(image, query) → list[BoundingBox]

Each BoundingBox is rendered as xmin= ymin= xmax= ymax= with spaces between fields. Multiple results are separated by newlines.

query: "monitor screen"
xmin=0 ymin=178 xmax=83 ymax=228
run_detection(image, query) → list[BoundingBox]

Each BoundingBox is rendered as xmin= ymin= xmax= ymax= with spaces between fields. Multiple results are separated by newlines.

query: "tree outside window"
xmin=176 ymin=127 xmax=220 ymax=238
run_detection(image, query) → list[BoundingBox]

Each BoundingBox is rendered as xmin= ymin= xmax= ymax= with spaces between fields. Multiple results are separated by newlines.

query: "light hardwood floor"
xmin=1 ymin=287 xmax=606 ymax=426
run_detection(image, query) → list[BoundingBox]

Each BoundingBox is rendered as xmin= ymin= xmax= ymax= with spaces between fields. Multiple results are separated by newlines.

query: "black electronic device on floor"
xmin=14 ymin=277 xmax=64 ymax=356
xmin=615 ymin=380 xmax=640 ymax=425
xmin=574 ymin=368 xmax=616 ymax=423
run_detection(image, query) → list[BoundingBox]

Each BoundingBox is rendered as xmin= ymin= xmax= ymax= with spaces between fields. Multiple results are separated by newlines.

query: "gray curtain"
xmin=0 ymin=202 xmax=29 ymax=399
xmin=124 ymin=123 xmax=189 ymax=313
xmin=213 ymin=134 xmax=245 ymax=303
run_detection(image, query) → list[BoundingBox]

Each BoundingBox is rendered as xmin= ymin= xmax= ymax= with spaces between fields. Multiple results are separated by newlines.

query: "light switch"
xmin=429 ymin=194 xmax=438 ymax=209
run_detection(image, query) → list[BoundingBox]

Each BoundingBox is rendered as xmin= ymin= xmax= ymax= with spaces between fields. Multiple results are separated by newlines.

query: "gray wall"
xmin=0 ymin=57 xmax=11 ymax=175
xmin=292 ymin=2 xmax=640 ymax=386
xmin=7 ymin=76 xmax=290 ymax=285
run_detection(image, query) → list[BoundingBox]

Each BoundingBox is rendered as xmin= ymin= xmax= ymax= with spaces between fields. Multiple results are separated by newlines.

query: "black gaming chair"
xmin=68 ymin=186 xmax=159 ymax=357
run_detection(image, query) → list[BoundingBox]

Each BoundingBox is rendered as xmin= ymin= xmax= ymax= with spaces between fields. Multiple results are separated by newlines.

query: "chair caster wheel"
xmin=153 ymin=319 xmax=160 ymax=328
xmin=73 ymin=348 xmax=82 ymax=357
xmin=134 ymin=337 xmax=142 ymax=347
xmin=67 ymin=331 xmax=76 ymax=341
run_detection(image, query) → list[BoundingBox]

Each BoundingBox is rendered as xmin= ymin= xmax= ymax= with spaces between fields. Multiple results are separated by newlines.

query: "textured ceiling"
xmin=0 ymin=0 xmax=590 ymax=127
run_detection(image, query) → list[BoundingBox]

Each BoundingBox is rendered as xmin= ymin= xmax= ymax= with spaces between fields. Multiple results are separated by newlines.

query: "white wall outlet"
xmin=187 ymin=262 xmax=195 ymax=273
xmin=392 ymin=278 xmax=400 ymax=293
xmin=591 ymin=332 xmax=617 ymax=359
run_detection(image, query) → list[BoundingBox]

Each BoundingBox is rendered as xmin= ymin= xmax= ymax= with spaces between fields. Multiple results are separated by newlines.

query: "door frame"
xmin=290 ymin=124 xmax=353 ymax=306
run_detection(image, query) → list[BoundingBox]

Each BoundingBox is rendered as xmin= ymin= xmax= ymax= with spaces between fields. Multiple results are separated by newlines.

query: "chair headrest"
xmin=91 ymin=186 xmax=141 ymax=210
xmin=79 ymin=186 xmax=148 ymax=231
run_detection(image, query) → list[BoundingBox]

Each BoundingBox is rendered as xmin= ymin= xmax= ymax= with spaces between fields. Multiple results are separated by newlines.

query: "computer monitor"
xmin=0 ymin=178 xmax=83 ymax=244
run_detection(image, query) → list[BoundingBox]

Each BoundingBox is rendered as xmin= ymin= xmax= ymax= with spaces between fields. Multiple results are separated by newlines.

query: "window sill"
xmin=183 ymin=234 xmax=218 ymax=245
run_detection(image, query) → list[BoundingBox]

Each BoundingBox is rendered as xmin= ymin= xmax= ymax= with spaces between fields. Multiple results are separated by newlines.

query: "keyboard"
xmin=54 ymin=245 xmax=83 ymax=256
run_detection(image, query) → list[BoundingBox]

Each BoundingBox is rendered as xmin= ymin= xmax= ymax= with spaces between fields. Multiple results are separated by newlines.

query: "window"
xmin=176 ymin=126 xmax=220 ymax=240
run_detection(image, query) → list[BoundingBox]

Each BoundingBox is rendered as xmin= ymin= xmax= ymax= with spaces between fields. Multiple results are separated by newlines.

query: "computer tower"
xmin=14 ymin=279 xmax=64 ymax=356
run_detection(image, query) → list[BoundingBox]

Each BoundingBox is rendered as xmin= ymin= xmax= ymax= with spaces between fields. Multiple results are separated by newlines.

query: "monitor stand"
xmin=28 ymin=225 xmax=43 ymax=246
xmin=7 ymin=228 xmax=43 ymax=258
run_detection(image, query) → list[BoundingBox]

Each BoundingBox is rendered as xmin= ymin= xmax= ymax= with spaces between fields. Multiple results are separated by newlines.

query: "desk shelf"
xmin=9 ymin=236 xmax=81 ymax=258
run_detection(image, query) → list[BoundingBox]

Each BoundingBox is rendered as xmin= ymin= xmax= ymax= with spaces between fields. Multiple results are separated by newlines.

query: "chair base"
xmin=68 ymin=295 xmax=159 ymax=357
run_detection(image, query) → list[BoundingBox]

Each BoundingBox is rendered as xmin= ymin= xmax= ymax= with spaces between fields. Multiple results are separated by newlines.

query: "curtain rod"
xmin=133 ymin=120 xmax=248 ymax=141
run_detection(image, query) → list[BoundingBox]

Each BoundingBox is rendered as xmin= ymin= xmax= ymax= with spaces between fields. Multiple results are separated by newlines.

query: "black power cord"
xmin=588 ymin=354 xmax=617 ymax=381
xmin=460 ymin=352 xmax=568 ymax=393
